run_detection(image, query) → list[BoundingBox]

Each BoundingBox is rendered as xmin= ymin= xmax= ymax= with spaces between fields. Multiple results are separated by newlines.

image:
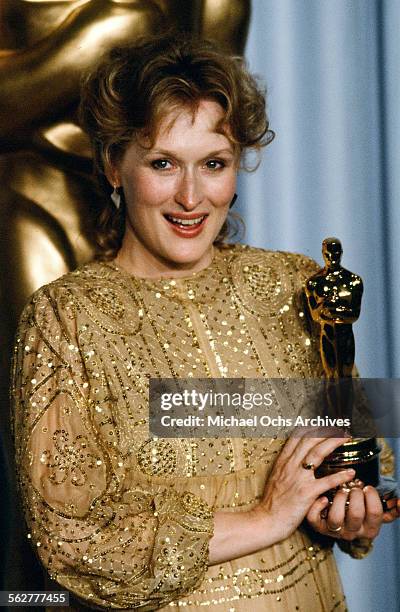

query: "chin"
xmin=164 ymin=247 xmax=210 ymax=268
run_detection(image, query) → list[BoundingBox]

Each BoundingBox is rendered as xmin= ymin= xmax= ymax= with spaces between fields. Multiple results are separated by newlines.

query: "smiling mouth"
xmin=164 ymin=214 xmax=208 ymax=228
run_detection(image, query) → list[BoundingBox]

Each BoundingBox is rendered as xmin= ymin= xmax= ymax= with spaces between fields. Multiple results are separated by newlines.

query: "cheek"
xmin=210 ymin=173 xmax=237 ymax=206
xmin=123 ymin=172 xmax=172 ymax=208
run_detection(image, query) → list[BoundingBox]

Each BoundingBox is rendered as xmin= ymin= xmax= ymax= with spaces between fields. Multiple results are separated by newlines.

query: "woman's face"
xmin=112 ymin=100 xmax=238 ymax=278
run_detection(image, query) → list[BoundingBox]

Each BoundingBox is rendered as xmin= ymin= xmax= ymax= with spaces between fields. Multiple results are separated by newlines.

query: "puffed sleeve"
xmin=11 ymin=287 xmax=214 ymax=610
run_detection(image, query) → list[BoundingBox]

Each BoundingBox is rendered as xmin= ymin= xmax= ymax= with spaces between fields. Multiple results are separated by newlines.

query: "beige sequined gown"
xmin=12 ymin=244 xmax=390 ymax=611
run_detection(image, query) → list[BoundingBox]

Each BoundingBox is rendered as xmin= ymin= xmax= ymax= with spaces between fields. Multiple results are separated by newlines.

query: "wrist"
xmin=249 ymin=504 xmax=288 ymax=547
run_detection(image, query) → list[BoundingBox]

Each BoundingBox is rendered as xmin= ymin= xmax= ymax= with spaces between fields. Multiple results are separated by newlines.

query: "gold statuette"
xmin=304 ymin=237 xmax=397 ymax=510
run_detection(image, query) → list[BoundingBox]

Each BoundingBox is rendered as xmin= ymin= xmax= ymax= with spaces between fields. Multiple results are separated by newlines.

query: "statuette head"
xmin=322 ymin=237 xmax=343 ymax=269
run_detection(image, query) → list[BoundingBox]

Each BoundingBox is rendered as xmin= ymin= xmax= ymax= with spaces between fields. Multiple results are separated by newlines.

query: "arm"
xmin=12 ymin=288 xmax=213 ymax=609
xmin=0 ymin=0 xmax=163 ymax=143
xmin=209 ymin=434 xmax=357 ymax=565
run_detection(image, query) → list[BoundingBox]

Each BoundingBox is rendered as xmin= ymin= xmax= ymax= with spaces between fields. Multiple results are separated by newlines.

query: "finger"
xmin=314 ymin=468 xmax=356 ymax=497
xmin=382 ymin=499 xmax=400 ymax=523
xmin=384 ymin=497 xmax=398 ymax=512
xmin=345 ymin=488 xmax=365 ymax=532
xmin=290 ymin=436 xmax=329 ymax=467
xmin=298 ymin=425 xmax=349 ymax=438
xmin=277 ymin=432 xmax=309 ymax=462
xmin=281 ymin=424 xmax=349 ymax=462
xmin=325 ymin=488 xmax=349 ymax=531
xmin=382 ymin=509 xmax=400 ymax=523
xmin=302 ymin=436 xmax=351 ymax=470
xmin=363 ymin=486 xmax=383 ymax=537
xmin=306 ymin=496 xmax=330 ymax=531
xmin=277 ymin=431 xmax=335 ymax=469
xmin=278 ymin=431 xmax=327 ymax=464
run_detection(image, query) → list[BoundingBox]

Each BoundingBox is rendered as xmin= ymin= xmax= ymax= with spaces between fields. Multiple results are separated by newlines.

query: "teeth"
xmin=167 ymin=215 xmax=206 ymax=226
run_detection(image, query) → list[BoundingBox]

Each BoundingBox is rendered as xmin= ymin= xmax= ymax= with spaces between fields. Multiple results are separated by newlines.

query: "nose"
xmin=174 ymin=169 xmax=203 ymax=210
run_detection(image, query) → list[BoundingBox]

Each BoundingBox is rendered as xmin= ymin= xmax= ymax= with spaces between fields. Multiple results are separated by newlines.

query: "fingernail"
xmin=346 ymin=469 xmax=355 ymax=474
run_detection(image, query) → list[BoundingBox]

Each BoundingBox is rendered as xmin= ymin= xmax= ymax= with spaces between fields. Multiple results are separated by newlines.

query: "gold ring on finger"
xmin=328 ymin=525 xmax=342 ymax=533
xmin=302 ymin=462 xmax=315 ymax=470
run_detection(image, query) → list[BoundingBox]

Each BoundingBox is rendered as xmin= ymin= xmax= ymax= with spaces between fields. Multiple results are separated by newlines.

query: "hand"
xmin=307 ymin=485 xmax=400 ymax=540
xmin=253 ymin=431 xmax=356 ymax=543
xmin=382 ymin=496 xmax=400 ymax=523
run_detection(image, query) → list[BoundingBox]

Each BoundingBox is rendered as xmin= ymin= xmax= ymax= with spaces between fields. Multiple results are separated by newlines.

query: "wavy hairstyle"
xmin=79 ymin=33 xmax=274 ymax=260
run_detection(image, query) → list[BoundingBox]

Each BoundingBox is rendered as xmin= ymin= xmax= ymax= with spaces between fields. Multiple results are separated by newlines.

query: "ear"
xmin=104 ymin=163 xmax=121 ymax=189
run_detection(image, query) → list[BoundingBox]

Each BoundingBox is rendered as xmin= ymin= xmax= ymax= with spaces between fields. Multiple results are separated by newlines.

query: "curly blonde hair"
xmin=79 ymin=33 xmax=274 ymax=260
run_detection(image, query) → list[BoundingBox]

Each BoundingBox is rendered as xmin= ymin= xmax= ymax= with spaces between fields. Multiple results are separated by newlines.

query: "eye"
xmin=151 ymin=159 xmax=173 ymax=170
xmin=205 ymin=159 xmax=226 ymax=171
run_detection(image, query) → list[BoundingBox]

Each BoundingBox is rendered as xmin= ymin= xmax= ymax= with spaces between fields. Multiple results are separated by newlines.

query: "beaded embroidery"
xmin=12 ymin=244 xmax=389 ymax=611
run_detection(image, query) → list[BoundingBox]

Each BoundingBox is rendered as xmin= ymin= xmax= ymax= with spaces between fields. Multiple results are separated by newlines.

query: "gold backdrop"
xmin=0 ymin=0 xmax=250 ymax=597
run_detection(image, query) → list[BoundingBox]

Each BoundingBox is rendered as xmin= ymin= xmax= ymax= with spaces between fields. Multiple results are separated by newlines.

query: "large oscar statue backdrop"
xmin=0 ymin=0 xmax=250 ymax=595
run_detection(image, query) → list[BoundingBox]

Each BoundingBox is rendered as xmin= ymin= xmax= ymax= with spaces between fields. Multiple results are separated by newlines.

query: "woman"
xmin=12 ymin=34 xmax=398 ymax=611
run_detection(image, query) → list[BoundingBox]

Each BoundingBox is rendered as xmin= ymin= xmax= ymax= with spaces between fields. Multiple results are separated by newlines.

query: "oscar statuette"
xmin=304 ymin=237 xmax=397 ymax=511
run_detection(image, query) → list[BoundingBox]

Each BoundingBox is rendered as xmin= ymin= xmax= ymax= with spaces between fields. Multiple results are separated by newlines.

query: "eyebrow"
xmin=145 ymin=148 xmax=236 ymax=159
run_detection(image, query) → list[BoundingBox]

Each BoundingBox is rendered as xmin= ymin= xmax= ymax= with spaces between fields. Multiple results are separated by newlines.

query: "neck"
xmin=114 ymin=233 xmax=215 ymax=279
